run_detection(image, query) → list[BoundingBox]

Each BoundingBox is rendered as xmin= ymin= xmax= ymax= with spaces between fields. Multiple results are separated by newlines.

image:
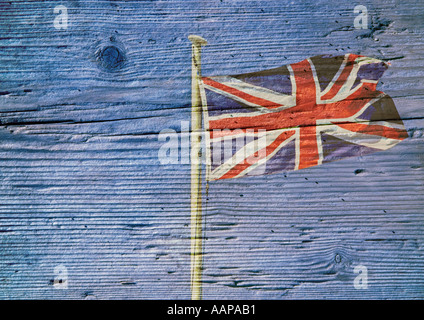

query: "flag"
xmin=200 ymin=54 xmax=408 ymax=181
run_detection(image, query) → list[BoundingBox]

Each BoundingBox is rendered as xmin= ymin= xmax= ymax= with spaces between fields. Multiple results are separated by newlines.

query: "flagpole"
xmin=188 ymin=35 xmax=207 ymax=300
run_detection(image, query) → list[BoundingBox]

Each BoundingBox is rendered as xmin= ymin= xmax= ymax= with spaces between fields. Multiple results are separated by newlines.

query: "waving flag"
xmin=200 ymin=54 xmax=408 ymax=180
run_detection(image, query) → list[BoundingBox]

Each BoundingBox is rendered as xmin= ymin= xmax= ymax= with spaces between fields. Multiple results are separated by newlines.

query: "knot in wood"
xmin=98 ymin=45 xmax=125 ymax=71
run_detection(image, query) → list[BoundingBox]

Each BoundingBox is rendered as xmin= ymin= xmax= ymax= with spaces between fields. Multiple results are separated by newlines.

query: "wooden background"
xmin=0 ymin=0 xmax=423 ymax=299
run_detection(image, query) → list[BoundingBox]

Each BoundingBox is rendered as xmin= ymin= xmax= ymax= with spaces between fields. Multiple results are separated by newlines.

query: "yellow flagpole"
xmin=188 ymin=35 xmax=207 ymax=300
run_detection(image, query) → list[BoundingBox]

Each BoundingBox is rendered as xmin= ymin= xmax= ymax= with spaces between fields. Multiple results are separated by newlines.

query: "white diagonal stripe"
xmin=320 ymin=54 xmax=349 ymax=97
xmin=210 ymin=128 xmax=294 ymax=180
xmin=233 ymin=130 xmax=298 ymax=178
xmin=316 ymin=93 xmax=406 ymax=133
xmin=320 ymin=124 xmax=401 ymax=150
xmin=320 ymin=55 xmax=386 ymax=104
xmin=316 ymin=94 xmax=385 ymax=126
xmin=207 ymin=75 xmax=296 ymax=109
xmin=307 ymin=58 xmax=322 ymax=104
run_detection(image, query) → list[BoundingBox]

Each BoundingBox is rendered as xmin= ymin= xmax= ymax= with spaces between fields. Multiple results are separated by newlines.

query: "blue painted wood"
xmin=0 ymin=0 xmax=423 ymax=299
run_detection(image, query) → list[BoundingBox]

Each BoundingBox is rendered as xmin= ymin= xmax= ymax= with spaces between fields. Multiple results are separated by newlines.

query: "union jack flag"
xmin=200 ymin=54 xmax=408 ymax=180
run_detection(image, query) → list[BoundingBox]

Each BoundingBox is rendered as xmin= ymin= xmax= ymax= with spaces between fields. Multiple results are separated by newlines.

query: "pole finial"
xmin=188 ymin=35 xmax=208 ymax=47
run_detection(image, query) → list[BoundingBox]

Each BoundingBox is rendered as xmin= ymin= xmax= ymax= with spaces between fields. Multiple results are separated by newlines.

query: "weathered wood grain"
xmin=0 ymin=0 xmax=423 ymax=299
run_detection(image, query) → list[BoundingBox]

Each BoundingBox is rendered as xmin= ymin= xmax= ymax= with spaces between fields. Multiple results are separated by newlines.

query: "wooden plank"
xmin=0 ymin=0 xmax=423 ymax=299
